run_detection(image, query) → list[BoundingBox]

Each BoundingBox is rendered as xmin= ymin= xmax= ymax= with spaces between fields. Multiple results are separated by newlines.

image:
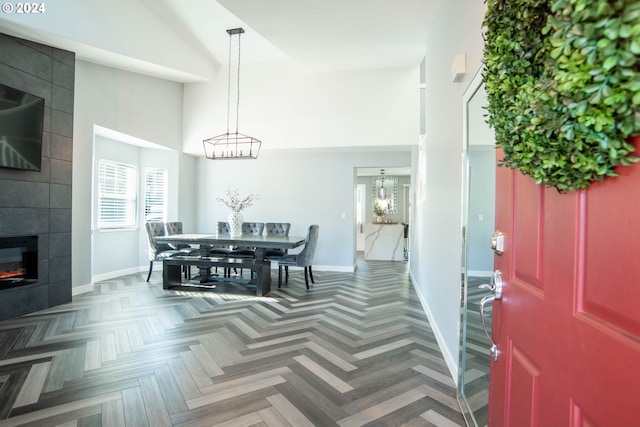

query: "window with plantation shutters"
xmin=144 ymin=167 xmax=167 ymax=222
xmin=98 ymin=160 xmax=137 ymax=228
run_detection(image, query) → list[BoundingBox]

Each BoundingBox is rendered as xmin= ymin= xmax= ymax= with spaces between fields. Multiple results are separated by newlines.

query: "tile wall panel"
xmin=50 ymin=158 xmax=72 ymax=185
xmin=49 ymin=255 xmax=71 ymax=282
xmin=50 ymin=134 xmax=73 ymax=161
xmin=50 ymin=208 xmax=72 ymax=233
xmin=0 ymin=32 xmax=75 ymax=321
xmin=0 ymin=180 xmax=50 ymax=207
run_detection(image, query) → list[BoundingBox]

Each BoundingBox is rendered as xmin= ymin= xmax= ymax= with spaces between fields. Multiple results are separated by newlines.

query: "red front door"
xmin=488 ymin=137 xmax=640 ymax=426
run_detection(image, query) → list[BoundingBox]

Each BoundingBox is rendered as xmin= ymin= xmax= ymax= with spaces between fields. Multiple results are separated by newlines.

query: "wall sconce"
xmin=451 ymin=53 xmax=466 ymax=83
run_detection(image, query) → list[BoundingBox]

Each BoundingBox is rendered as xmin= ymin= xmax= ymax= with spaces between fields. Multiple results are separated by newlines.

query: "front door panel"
xmin=488 ymin=137 xmax=640 ymax=427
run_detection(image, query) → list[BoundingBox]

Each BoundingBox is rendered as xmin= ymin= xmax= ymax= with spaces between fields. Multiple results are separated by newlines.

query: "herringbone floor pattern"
xmin=0 ymin=258 xmax=465 ymax=426
xmin=461 ymin=278 xmax=490 ymax=427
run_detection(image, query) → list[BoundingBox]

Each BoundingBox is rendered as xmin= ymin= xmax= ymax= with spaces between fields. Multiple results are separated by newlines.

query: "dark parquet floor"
xmin=0 ymin=258 xmax=465 ymax=426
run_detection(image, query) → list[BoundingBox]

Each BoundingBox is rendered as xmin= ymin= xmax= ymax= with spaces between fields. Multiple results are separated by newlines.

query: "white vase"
xmin=228 ymin=211 xmax=243 ymax=236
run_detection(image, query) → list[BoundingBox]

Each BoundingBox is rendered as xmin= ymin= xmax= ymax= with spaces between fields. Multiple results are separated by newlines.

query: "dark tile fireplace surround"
xmin=0 ymin=33 xmax=74 ymax=321
xmin=0 ymin=235 xmax=38 ymax=286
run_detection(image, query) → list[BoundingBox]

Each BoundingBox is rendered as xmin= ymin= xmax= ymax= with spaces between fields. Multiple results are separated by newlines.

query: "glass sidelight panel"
xmin=458 ymin=69 xmax=496 ymax=427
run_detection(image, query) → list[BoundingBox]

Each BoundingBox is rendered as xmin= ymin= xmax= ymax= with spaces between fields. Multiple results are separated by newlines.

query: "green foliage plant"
xmin=374 ymin=202 xmax=384 ymax=217
xmin=483 ymin=0 xmax=640 ymax=192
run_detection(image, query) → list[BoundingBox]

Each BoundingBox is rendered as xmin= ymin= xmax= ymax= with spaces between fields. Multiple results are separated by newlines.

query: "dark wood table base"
xmin=162 ymin=256 xmax=272 ymax=296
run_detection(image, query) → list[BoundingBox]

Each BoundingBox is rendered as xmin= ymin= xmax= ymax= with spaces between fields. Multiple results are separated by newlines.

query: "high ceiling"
xmin=0 ymin=0 xmax=440 ymax=82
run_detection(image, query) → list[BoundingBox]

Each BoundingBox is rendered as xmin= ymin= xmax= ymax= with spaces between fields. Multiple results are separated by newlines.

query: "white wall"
xmin=92 ymin=137 xmax=140 ymax=278
xmin=466 ymin=76 xmax=496 ymax=275
xmin=194 ymin=148 xmax=411 ymax=270
xmin=467 ymin=146 xmax=496 ymax=274
xmin=73 ymin=61 xmax=196 ymax=290
xmin=183 ymin=61 xmax=419 ymax=154
xmin=468 ymin=83 xmax=495 ymax=147
xmin=410 ymin=0 xmax=487 ymax=379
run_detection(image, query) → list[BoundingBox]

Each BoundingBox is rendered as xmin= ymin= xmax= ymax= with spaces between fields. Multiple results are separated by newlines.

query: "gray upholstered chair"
xmin=145 ymin=222 xmax=181 ymax=282
xmin=230 ymin=222 xmax=265 ymax=258
xmin=217 ymin=221 xmax=230 ymax=234
xmin=165 ymin=221 xmax=198 ymax=255
xmin=242 ymin=222 xmax=265 ymax=235
xmin=277 ymin=224 xmax=319 ymax=289
xmin=164 ymin=221 xmax=183 ymax=238
xmin=228 ymin=222 xmax=265 ymax=279
xmin=209 ymin=222 xmax=233 ymax=276
xmin=209 ymin=222 xmax=233 ymax=257
xmin=165 ymin=221 xmax=199 ymax=279
xmin=264 ymin=222 xmax=291 ymax=259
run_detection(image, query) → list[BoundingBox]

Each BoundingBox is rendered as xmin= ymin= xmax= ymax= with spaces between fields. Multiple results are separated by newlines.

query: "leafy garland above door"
xmin=483 ymin=0 xmax=640 ymax=192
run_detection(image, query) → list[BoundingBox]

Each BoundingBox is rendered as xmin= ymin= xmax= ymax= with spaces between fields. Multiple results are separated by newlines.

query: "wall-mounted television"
xmin=0 ymin=83 xmax=44 ymax=171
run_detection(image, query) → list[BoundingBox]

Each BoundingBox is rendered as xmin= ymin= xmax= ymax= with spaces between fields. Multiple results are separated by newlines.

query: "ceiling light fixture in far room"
xmin=203 ymin=28 xmax=261 ymax=160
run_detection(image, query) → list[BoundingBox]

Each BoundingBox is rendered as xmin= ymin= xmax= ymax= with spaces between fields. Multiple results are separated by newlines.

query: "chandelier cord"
xmin=235 ymin=31 xmax=241 ymax=136
xmin=226 ymin=32 xmax=232 ymax=135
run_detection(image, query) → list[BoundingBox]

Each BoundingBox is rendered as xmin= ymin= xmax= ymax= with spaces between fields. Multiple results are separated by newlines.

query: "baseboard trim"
xmin=409 ymin=269 xmax=459 ymax=386
xmin=93 ymin=267 xmax=142 ymax=283
xmin=75 ymin=265 xmax=152 ymax=296
xmin=467 ymin=270 xmax=493 ymax=278
xmin=310 ymin=264 xmax=355 ymax=273
xmin=72 ymin=283 xmax=94 ymax=297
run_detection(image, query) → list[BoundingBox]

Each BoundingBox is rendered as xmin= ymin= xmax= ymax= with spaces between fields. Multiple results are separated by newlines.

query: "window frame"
xmin=97 ymin=159 xmax=138 ymax=229
xmin=144 ymin=167 xmax=168 ymax=223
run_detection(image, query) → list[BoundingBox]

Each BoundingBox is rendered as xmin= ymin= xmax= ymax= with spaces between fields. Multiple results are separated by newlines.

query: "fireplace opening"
xmin=0 ymin=235 xmax=37 ymax=287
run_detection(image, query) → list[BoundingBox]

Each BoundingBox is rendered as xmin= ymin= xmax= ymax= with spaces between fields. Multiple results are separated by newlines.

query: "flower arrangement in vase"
xmin=374 ymin=202 xmax=384 ymax=223
xmin=216 ymin=187 xmax=259 ymax=236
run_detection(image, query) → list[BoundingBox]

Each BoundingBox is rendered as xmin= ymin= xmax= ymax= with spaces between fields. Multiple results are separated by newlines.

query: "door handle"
xmin=479 ymin=270 xmax=502 ymax=362
xmin=479 ymin=269 xmax=503 ymax=299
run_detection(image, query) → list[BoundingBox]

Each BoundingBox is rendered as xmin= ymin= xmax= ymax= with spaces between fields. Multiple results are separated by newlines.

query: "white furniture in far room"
xmin=363 ymin=223 xmax=404 ymax=261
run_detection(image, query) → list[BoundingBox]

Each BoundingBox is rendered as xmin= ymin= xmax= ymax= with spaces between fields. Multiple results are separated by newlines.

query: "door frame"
xmin=457 ymin=68 xmax=491 ymax=427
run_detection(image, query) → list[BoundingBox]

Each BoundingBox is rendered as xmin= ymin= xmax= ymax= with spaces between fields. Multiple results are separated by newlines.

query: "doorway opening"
xmin=355 ymin=167 xmax=411 ymax=260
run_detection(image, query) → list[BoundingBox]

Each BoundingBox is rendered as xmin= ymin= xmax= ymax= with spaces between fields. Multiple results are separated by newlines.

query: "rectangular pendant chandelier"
xmin=203 ymin=28 xmax=261 ymax=160
xmin=203 ymin=132 xmax=261 ymax=160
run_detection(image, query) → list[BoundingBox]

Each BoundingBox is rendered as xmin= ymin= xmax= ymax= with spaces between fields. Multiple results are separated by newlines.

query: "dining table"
xmin=154 ymin=233 xmax=307 ymax=295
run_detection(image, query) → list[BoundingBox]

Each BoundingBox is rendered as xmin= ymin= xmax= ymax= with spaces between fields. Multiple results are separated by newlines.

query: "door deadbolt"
xmin=491 ymin=231 xmax=505 ymax=255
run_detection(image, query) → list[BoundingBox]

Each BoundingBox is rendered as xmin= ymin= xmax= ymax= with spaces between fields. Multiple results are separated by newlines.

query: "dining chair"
xmin=209 ymin=222 xmax=233 ymax=256
xmin=230 ymin=222 xmax=265 ymax=258
xmin=229 ymin=222 xmax=265 ymax=278
xmin=277 ymin=224 xmax=319 ymax=289
xmin=209 ymin=222 xmax=233 ymax=276
xmin=145 ymin=222 xmax=181 ymax=282
xmin=165 ymin=221 xmax=199 ymax=279
xmin=264 ymin=222 xmax=291 ymax=259
xmin=165 ymin=221 xmax=199 ymax=255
